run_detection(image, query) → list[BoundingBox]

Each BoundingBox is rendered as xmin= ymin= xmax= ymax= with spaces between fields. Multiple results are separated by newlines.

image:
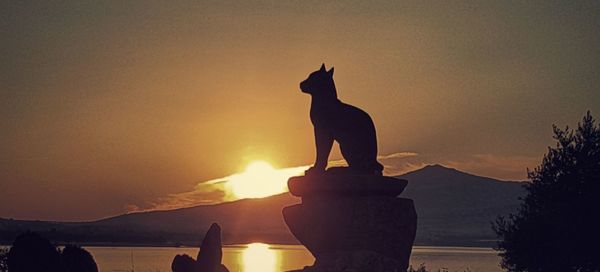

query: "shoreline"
xmin=1 ymin=243 xmax=499 ymax=251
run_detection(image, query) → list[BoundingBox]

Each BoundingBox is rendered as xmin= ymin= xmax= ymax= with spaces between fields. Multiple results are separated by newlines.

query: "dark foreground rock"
xmin=283 ymin=174 xmax=417 ymax=272
xmin=171 ymin=223 xmax=229 ymax=272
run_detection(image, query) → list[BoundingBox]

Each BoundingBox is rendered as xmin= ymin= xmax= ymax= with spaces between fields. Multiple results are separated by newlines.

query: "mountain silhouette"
xmin=0 ymin=165 xmax=524 ymax=246
xmin=401 ymin=164 xmax=525 ymax=245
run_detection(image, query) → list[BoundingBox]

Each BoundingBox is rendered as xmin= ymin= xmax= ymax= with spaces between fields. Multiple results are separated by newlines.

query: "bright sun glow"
xmin=241 ymin=243 xmax=277 ymax=272
xmin=227 ymin=161 xmax=308 ymax=199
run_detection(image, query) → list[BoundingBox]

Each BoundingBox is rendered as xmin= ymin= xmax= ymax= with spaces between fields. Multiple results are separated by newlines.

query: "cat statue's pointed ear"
xmin=327 ymin=67 xmax=334 ymax=77
xmin=320 ymin=63 xmax=326 ymax=72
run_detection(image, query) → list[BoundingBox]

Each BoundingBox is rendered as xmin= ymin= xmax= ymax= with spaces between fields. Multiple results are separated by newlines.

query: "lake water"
xmin=82 ymin=244 xmax=503 ymax=272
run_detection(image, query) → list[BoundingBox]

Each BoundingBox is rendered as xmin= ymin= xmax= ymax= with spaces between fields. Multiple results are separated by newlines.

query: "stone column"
xmin=283 ymin=175 xmax=417 ymax=272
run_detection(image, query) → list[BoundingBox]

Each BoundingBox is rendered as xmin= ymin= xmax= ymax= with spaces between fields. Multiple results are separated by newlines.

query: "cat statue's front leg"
xmin=305 ymin=127 xmax=333 ymax=176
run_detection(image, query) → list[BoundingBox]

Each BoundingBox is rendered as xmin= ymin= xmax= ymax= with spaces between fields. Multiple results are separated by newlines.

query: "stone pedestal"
xmin=283 ymin=175 xmax=417 ymax=272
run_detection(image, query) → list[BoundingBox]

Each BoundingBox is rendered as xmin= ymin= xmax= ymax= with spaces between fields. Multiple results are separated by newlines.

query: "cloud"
xmin=127 ymin=152 xmax=538 ymax=213
xmin=132 ymin=152 xmax=417 ymax=211
xmin=128 ymin=164 xmax=308 ymax=212
xmin=123 ymin=204 xmax=142 ymax=213
xmin=444 ymin=154 xmax=540 ymax=181
xmin=377 ymin=152 xmax=539 ymax=181
xmin=125 ymin=179 xmax=230 ymax=212
xmin=377 ymin=152 xmax=418 ymax=160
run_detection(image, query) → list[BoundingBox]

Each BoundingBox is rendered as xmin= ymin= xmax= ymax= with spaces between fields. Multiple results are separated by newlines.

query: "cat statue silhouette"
xmin=300 ymin=63 xmax=383 ymax=176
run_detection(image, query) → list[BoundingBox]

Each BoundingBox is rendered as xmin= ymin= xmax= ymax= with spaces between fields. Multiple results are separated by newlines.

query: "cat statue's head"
xmin=300 ymin=63 xmax=336 ymax=98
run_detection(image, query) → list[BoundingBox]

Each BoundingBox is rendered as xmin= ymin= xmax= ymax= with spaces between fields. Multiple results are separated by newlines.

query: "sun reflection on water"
xmin=241 ymin=243 xmax=278 ymax=272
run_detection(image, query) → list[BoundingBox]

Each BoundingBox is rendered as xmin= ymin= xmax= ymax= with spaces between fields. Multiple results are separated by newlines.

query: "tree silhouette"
xmin=0 ymin=248 xmax=8 ymax=272
xmin=494 ymin=111 xmax=600 ymax=272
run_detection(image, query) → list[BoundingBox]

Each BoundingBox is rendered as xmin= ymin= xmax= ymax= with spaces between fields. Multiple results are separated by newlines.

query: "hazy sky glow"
xmin=1 ymin=1 xmax=599 ymax=221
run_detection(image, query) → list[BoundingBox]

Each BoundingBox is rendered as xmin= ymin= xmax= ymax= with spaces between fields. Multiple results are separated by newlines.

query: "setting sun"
xmin=226 ymin=161 xmax=307 ymax=199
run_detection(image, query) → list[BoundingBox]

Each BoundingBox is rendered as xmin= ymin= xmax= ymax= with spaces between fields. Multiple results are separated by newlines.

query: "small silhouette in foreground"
xmin=7 ymin=231 xmax=61 ymax=272
xmin=171 ymin=223 xmax=229 ymax=272
xmin=493 ymin=111 xmax=600 ymax=272
xmin=300 ymin=63 xmax=383 ymax=176
xmin=6 ymin=231 xmax=97 ymax=272
xmin=61 ymin=245 xmax=98 ymax=272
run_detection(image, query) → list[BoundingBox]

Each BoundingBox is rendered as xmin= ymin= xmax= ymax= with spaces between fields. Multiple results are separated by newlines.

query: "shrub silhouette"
xmin=61 ymin=245 xmax=98 ymax=272
xmin=7 ymin=231 xmax=61 ymax=272
xmin=494 ymin=111 xmax=600 ymax=272
xmin=5 ymin=232 xmax=98 ymax=272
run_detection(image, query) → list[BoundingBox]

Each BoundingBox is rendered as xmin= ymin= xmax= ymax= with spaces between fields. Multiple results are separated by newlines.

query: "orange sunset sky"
xmin=1 ymin=1 xmax=599 ymax=221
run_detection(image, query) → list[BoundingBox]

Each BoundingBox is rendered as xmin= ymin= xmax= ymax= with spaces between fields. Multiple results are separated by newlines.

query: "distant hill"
xmin=93 ymin=193 xmax=300 ymax=245
xmin=400 ymin=164 xmax=525 ymax=245
xmin=0 ymin=165 xmax=525 ymax=247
